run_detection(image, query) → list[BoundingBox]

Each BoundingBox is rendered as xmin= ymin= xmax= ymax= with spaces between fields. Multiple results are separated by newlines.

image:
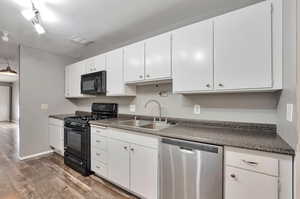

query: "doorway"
xmin=0 ymin=86 xmax=10 ymax=121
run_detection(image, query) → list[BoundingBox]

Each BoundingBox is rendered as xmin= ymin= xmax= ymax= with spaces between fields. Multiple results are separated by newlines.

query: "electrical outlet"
xmin=194 ymin=104 xmax=201 ymax=114
xmin=286 ymin=104 xmax=293 ymax=122
xmin=130 ymin=104 xmax=136 ymax=113
xmin=41 ymin=104 xmax=48 ymax=110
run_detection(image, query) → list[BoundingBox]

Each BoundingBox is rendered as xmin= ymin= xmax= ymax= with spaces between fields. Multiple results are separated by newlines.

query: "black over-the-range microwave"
xmin=81 ymin=71 xmax=106 ymax=95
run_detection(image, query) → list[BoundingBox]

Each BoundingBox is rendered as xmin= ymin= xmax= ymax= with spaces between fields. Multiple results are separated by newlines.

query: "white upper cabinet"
xmin=65 ymin=63 xmax=87 ymax=98
xmin=85 ymin=54 xmax=106 ymax=74
xmin=106 ymin=49 xmax=136 ymax=96
xmin=214 ymin=1 xmax=272 ymax=90
xmin=65 ymin=65 xmax=71 ymax=97
xmin=172 ymin=19 xmax=214 ymax=93
xmin=124 ymin=42 xmax=145 ymax=82
xmin=145 ymin=33 xmax=172 ymax=80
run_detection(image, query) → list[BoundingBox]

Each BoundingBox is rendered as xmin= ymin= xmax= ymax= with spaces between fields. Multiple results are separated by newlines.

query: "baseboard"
xmin=18 ymin=150 xmax=54 ymax=160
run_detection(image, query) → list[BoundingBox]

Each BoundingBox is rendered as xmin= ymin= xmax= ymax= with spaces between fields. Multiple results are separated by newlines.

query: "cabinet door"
xmin=145 ymin=33 xmax=172 ymax=80
xmin=172 ymin=19 xmax=213 ymax=92
xmin=225 ymin=166 xmax=278 ymax=199
xmin=85 ymin=58 xmax=96 ymax=74
xmin=107 ymin=138 xmax=130 ymax=189
xmin=124 ymin=42 xmax=145 ymax=82
xmin=65 ymin=65 xmax=71 ymax=97
xmin=106 ymin=49 xmax=124 ymax=96
xmin=214 ymin=1 xmax=272 ymax=90
xmin=130 ymin=144 xmax=158 ymax=199
xmin=73 ymin=62 xmax=86 ymax=97
xmin=95 ymin=54 xmax=106 ymax=71
xmin=49 ymin=124 xmax=61 ymax=150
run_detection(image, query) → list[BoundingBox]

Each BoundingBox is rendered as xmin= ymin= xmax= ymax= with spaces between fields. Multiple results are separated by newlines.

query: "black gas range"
xmin=64 ymin=103 xmax=118 ymax=176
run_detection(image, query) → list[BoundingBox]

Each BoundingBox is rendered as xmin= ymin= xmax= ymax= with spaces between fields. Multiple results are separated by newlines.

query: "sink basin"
xmin=140 ymin=122 xmax=172 ymax=131
xmin=118 ymin=119 xmax=152 ymax=127
xmin=117 ymin=119 xmax=174 ymax=131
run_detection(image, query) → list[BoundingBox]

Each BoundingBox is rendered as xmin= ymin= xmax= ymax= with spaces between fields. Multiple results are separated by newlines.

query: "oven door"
xmin=64 ymin=126 xmax=87 ymax=159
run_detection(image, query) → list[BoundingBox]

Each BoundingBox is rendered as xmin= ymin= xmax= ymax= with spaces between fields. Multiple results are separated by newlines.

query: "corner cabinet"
xmin=224 ymin=147 xmax=293 ymax=199
xmin=90 ymin=126 xmax=158 ymax=199
xmin=106 ymin=48 xmax=136 ymax=96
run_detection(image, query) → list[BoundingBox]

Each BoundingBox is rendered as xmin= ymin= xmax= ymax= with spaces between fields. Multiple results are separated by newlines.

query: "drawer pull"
xmin=242 ymin=160 xmax=259 ymax=166
xmin=96 ymin=130 xmax=101 ymax=133
xmin=124 ymin=146 xmax=128 ymax=150
xmin=96 ymin=140 xmax=101 ymax=143
xmin=96 ymin=166 xmax=101 ymax=169
xmin=96 ymin=153 xmax=101 ymax=156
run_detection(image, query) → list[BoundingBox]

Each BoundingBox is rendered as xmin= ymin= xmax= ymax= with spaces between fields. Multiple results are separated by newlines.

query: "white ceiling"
xmin=0 ymin=0 xmax=262 ymax=59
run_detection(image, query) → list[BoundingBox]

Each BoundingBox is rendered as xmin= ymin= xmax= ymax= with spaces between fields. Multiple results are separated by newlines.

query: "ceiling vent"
xmin=70 ymin=36 xmax=93 ymax=46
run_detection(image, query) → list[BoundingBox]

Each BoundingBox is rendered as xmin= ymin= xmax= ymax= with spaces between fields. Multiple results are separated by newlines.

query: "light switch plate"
xmin=286 ymin=104 xmax=293 ymax=122
xmin=130 ymin=104 xmax=136 ymax=113
xmin=194 ymin=104 xmax=201 ymax=114
xmin=41 ymin=104 xmax=48 ymax=110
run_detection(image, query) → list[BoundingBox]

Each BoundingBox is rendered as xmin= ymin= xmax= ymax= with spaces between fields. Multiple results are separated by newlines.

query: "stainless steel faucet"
xmin=144 ymin=99 xmax=162 ymax=121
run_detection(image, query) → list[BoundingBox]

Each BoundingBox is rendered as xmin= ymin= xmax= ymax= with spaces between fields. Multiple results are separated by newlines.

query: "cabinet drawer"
xmin=91 ymin=160 xmax=108 ymax=178
xmin=91 ymin=147 xmax=107 ymax=163
xmin=91 ymin=134 xmax=107 ymax=151
xmin=226 ymin=150 xmax=278 ymax=176
xmin=91 ymin=126 xmax=108 ymax=137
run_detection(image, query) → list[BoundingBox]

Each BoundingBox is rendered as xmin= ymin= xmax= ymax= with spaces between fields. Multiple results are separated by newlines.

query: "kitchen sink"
xmin=118 ymin=119 xmax=174 ymax=131
xmin=118 ymin=119 xmax=152 ymax=127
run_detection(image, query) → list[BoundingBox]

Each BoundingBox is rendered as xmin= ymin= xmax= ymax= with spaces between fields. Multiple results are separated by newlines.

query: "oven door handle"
xmin=64 ymin=126 xmax=85 ymax=132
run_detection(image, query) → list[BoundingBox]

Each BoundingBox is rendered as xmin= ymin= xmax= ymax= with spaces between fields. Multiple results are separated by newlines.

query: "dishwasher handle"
xmin=161 ymin=138 xmax=221 ymax=154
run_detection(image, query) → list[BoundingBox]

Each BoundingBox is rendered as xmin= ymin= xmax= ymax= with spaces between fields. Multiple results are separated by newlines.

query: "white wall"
xmin=19 ymin=46 xmax=77 ymax=157
xmin=73 ymin=84 xmax=278 ymax=124
xmin=276 ymin=0 xmax=298 ymax=149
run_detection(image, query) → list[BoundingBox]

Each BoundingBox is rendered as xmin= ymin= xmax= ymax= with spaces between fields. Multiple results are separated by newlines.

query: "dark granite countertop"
xmin=89 ymin=116 xmax=294 ymax=156
xmin=49 ymin=111 xmax=91 ymax=120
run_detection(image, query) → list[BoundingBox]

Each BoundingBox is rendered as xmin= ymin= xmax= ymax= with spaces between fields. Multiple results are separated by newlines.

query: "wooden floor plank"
xmin=0 ymin=123 xmax=138 ymax=199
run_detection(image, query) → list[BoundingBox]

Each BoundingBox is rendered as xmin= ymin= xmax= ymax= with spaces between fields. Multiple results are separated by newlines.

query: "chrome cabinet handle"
xmin=242 ymin=159 xmax=259 ymax=166
xmin=96 ymin=153 xmax=101 ymax=156
xmin=218 ymin=83 xmax=224 ymax=87
xmin=96 ymin=165 xmax=101 ymax=169
xmin=230 ymin=174 xmax=237 ymax=180
xmin=206 ymin=84 xmax=210 ymax=88
xmin=96 ymin=140 xmax=101 ymax=143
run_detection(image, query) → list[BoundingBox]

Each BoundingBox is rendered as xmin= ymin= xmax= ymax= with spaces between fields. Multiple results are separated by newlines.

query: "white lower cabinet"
xmin=225 ymin=147 xmax=293 ymax=199
xmin=130 ymin=143 xmax=158 ymax=199
xmin=91 ymin=126 xmax=158 ymax=199
xmin=48 ymin=118 xmax=64 ymax=156
xmin=225 ymin=166 xmax=278 ymax=199
xmin=108 ymin=138 xmax=130 ymax=189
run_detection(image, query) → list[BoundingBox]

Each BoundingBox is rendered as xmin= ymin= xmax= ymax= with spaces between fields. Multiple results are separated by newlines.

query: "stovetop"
xmin=65 ymin=114 xmax=114 ymax=124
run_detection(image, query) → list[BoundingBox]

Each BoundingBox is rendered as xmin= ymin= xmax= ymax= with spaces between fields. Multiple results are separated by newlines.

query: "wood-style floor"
xmin=0 ymin=122 xmax=138 ymax=199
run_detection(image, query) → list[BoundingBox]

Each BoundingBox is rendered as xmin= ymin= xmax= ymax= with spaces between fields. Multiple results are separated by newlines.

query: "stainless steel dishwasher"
xmin=160 ymin=138 xmax=223 ymax=199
